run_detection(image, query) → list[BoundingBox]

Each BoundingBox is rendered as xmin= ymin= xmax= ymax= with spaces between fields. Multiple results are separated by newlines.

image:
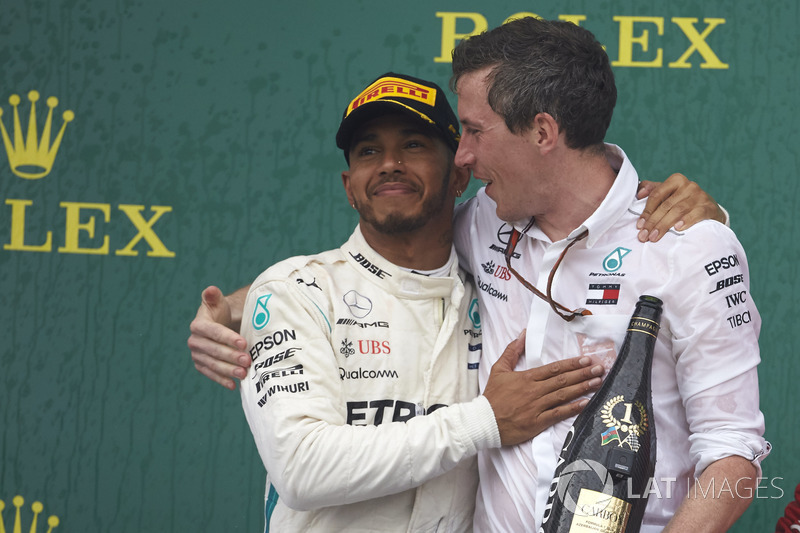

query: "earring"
xmin=456 ymin=189 xmax=463 ymax=197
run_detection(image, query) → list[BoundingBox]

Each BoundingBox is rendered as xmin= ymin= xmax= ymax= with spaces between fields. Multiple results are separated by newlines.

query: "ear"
xmin=341 ymin=170 xmax=355 ymax=207
xmin=531 ymin=112 xmax=561 ymax=154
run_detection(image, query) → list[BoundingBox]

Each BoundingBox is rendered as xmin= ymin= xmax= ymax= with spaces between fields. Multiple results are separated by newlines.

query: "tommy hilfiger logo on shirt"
xmin=586 ymin=284 xmax=620 ymax=305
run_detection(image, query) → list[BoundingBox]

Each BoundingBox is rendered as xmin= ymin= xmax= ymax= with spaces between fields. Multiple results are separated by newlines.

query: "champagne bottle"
xmin=539 ymin=295 xmax=663 ymax=533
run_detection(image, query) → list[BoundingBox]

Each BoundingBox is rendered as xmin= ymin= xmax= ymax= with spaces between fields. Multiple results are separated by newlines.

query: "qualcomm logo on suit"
xmin=0 ymin=90 xmax=175 ymax=257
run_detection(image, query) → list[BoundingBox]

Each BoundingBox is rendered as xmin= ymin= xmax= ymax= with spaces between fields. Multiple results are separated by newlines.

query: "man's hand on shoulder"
xmin=187 ymin=285 xmax=250 ymax=390
xmin=637 ymin=173 xmax=726 ymax=243
xmin=482 ymin=331 xmax=604 ymax=446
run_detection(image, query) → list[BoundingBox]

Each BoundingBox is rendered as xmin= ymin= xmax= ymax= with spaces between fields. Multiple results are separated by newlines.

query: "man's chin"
xmin=368 ymin=213 xmax=428 ymax=234
xmin=493 ymin=206 xmax=527 ymax=226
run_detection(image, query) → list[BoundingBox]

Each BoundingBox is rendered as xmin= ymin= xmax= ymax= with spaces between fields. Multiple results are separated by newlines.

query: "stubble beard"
xmin=356 ymin=164 xmax=452 ymax=235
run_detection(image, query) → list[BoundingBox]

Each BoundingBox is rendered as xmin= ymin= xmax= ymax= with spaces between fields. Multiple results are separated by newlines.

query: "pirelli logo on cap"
xmin=346 ymin=77 xmax=436 ymax=117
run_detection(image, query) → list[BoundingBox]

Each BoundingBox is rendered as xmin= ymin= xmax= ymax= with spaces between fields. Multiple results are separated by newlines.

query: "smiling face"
xmin=454 ymin=67 xmax=550 ymax=223
xmin=342 ymin=113 xmax=462 ymax=237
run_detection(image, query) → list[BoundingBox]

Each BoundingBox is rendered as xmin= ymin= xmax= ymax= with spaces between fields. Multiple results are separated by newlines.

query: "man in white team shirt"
xmin=450 ymin=17 xmax=769 ymax=532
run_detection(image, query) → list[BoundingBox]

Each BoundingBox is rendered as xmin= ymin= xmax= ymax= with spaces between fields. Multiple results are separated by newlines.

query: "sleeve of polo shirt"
xmin=453 ymin=197 xmax=478 ymax=275
xmin=239 ymin=267 xmax=500 ymax=512
xmin=664 ymin=221 xmax=769 ymax=476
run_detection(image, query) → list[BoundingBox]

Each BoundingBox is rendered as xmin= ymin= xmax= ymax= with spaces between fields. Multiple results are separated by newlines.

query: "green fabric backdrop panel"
xmin=1 ymin=0 xmax=796 ymax=531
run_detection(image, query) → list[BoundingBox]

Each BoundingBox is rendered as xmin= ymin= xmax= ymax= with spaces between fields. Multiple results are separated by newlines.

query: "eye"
xmin=355 ymin=145 xmax=378 ymax=157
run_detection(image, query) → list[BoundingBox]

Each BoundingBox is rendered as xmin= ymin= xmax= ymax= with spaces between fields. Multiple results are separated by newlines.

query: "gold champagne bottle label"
xmin=569 ymin=488 xmax=632 ymax=532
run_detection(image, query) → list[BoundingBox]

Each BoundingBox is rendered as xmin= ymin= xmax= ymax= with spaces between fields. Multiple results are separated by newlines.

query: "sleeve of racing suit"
xmin=665 ymin=221 xmax=769 ymax=476
xmin=239 ymin=274 xmax=501 ymax=511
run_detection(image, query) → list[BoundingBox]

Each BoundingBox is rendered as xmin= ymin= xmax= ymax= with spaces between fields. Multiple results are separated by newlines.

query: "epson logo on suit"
xmin=249 ymin=329 xmax=298 ymax=361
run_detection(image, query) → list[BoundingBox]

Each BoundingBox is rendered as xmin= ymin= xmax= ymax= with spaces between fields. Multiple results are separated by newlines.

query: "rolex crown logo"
xmin=0 ymin=495 xmax=60 ymax=533
xmin=0 ymin=90 xmax=75 ymax=179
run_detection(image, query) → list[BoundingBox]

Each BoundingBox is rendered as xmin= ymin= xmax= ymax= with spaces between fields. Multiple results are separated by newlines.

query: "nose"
xmin=379 ymin=150 xmax=404 ymax=173
xmin=454 ymin=141 xmax=474 ymax=168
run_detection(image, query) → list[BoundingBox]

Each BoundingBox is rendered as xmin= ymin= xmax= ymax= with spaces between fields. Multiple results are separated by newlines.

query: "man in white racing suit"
xmin=241 ymin=226 xmax=493 ymax=531
xmin=237 ymin=73 xmax=606 ymax=532
xmin=450 ymin=17 xmax=769 ymax=532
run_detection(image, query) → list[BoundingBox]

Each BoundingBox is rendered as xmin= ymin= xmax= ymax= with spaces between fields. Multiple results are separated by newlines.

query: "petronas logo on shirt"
xmin=252 ymin=294 xmax=271 ymax=330
xmin=603 ymin=247 xmax=631 ymax=272
xmin=468 ymin=298 xmax=481 ymax=329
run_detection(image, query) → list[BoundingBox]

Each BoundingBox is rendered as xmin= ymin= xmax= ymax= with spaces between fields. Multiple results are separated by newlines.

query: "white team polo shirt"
xmin=454 ymin=144 xmax=769 ymax=532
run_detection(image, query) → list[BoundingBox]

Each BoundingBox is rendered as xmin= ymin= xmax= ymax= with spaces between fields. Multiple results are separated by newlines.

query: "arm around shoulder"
xmin=188 ymin=284 xmax=252 ymax=389
xmin=663 ymin=224 xmax=769 ymax=530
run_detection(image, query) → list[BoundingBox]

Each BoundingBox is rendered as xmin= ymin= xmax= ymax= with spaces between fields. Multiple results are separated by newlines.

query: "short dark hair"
xmin=451 ymin=17 xmax=616 ymax=150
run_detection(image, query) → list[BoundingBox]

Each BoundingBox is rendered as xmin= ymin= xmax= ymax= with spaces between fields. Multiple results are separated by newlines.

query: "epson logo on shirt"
xmin=704 ymin=254 xmax=740 ymax=276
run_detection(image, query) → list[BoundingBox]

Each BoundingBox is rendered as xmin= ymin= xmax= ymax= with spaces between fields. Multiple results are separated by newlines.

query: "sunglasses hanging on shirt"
xmin=503 ymin=224 xmax=592 ymax=322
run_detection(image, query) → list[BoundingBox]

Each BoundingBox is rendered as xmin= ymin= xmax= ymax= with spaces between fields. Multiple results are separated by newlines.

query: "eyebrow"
xmin=351 ymin=127 xmax=433 ymax=147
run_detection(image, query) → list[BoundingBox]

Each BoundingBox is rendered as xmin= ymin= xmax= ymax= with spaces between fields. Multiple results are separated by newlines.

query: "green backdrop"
xmin=2 ymin=1 xmax=797 ymax=531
